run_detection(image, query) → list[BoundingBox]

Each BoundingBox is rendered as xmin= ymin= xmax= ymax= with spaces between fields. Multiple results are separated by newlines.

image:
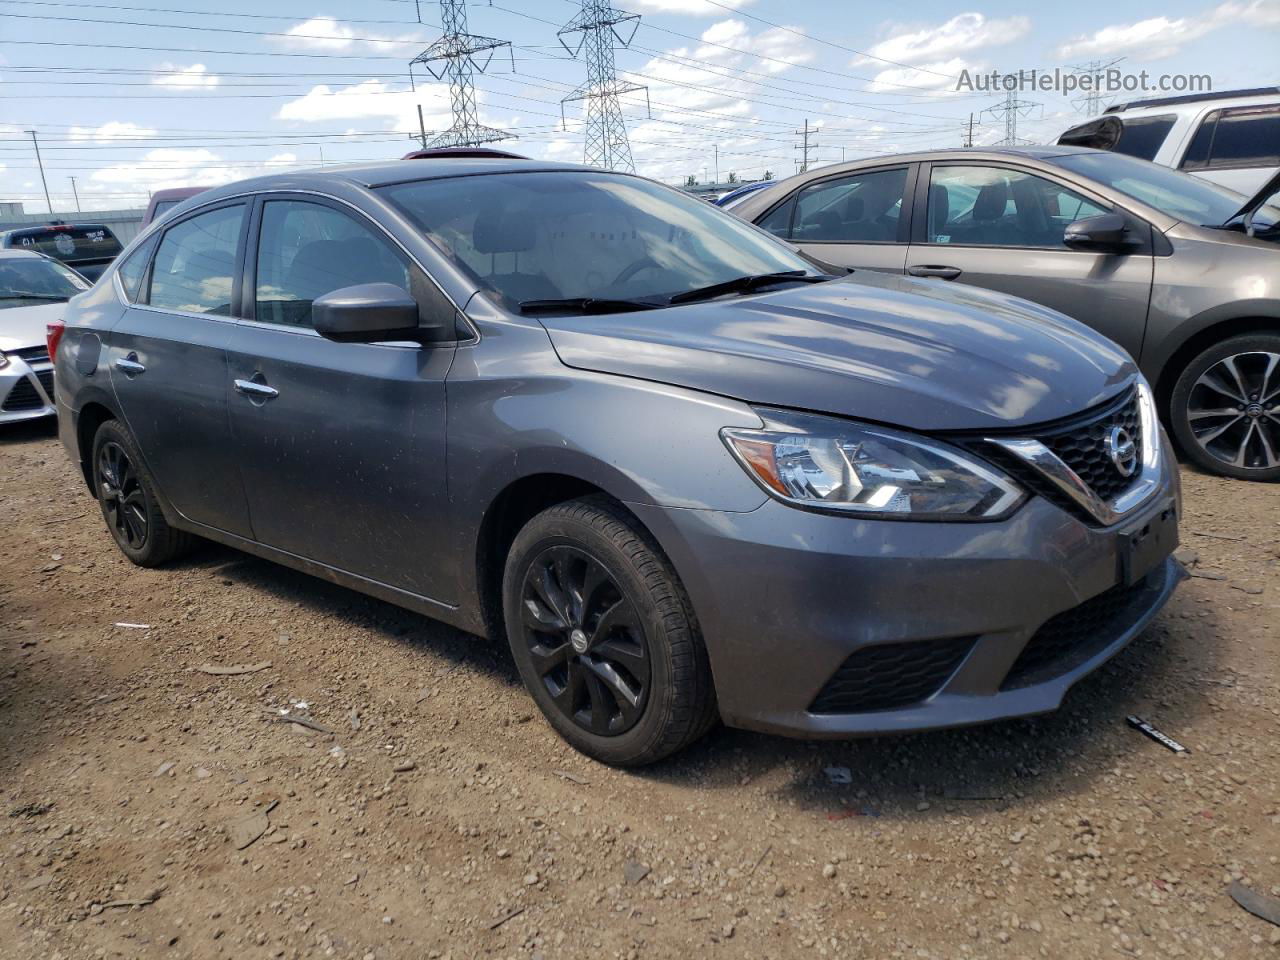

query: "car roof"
xmin=0 ymin=247 xmax=49 ymax=260
xmin=1104 ymin=86 xmax=1280 ymax=115
xmin=187 ymin=158 xmax=599 ymax=206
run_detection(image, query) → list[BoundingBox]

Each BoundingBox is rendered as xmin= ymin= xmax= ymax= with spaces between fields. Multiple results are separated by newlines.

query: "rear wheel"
xmin=502 ymin=496 xmax=717 ymax=766
xmin=1169 ymin=333 xmax=1280 ymax=482
xmin=91 ymin=419 xmax=194 ymax=566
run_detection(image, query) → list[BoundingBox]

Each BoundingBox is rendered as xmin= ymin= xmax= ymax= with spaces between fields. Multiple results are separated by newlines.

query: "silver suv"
xmin=732 ymin=147 xmax=1280 ymax=481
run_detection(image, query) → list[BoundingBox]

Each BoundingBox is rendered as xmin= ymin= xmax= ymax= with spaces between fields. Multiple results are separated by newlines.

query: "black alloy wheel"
xmin=98 ymin=439 xmax=148 ymax=550
xmin=518 ymin=545 xmax=651 ymax=737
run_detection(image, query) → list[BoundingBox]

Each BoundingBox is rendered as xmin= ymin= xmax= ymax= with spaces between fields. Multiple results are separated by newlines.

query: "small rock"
xmin=392 ymin=761 xmax=416 ymax=773
xmin=1231 ymin=582 xmax=1264 ymax=595
xmin=22 ymin=875 xmax=54 ymax=891
xmin=774 ymin=883 xmax=787 ymax=898
xmin=823 ymin=766 xmax=852 ymax=785
xmin=523 ymin=872 xmax=539 ymax=886
xmin=1173 ymin=547 xmax=1199 ymax=567
xmin=917 ymin=801 xmax=932 ymax=812
xmin=195 ymin=767 xmax=212 ymax=780
xmin=721 ymin=922 xmax=735 ymax=939
xmin=154 ymin=762 xmax=176 ymax=778
xmin=623 ymin=861 xmax=650 ymax=886
xmin=822 ymin=863 xmax=837 ymax=879
xmin=496 ymin=849 xmax=511 ymax=859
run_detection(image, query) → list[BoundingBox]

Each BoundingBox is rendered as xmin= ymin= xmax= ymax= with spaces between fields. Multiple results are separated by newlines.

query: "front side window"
xmin=147 ymin=204 xmax=244 ymax=315
xmin=926 ymin=166 xmax=1109 ymax=248
xmin=116 ymin=233 xmax=158 ymax=303
xmin=789 ymin=168 xmax=907 ymax=243
xmin=0 ymin=256 xmax=90 ymax=309
xmin=255 ymin=200 xmax=411 ymax=328
xmin=1052 ymin=151 xmax=1248 ymax=225
xmin=379 ymin=171 xmax=817 ymax=307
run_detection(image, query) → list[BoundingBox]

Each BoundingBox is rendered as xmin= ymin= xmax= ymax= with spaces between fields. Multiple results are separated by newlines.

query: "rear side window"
xmin=3 ymin=225 xmax=122 ymax=264
xmin=147 ymin=204 xmax=244 ymax=315
xmin=1110 ymin=115 xmax=1176 ymax=161
xmin=254 ymin=200 xmax=412 ymax=328
xmin=1182 ymin=106 xmax=1280 ymax=169
xmin=789 ymin=168 xmax=908 ymax=243
xmin=115 ymin=233 xmax=157 ymax=303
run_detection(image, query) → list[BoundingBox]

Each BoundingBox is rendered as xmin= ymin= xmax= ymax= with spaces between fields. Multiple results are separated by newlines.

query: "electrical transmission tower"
xmin=558 ymin=1 xmax=649 ymax=172
xmin=1069 ymin=58 xmax=1124 ymax=116
xmin=409 ymin=0 xmax=514 ymax=148
xmin=985 ymin=90 xmax=1040 ymax=146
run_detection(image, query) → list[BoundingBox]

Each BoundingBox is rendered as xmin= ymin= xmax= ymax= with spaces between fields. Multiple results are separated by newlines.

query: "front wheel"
xmin=502 ymin=497 xmax=717 ymax=766
xmin=1169 ymin=334 xmax=1280 ymax=481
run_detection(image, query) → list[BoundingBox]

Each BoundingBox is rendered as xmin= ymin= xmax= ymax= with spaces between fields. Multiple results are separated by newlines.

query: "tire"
xmin=1169 ymin=333 xmax=1280 ymax=482
xmin=502 ymin=496 xmax=717 ymax=766
xmin=91 ymin=419 xmax=194 ymax=566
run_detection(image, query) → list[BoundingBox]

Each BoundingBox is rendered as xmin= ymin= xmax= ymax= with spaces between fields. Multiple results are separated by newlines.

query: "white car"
xmin=0 ymin=249 xmax=90 ymax=424
xmin=1058 ymin=86 xmax=1280 ymax=195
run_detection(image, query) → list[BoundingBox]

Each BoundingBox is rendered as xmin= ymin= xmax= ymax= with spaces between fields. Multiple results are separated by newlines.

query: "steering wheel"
xmin=612 ymin=257 xmax=661 ymax=287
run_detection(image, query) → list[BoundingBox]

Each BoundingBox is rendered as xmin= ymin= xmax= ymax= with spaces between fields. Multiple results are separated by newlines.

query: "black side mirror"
xmin=312 ymin=283 xmax=429 ymax=344
xmin=1063 ymin=212 xmax=1132 ymax=251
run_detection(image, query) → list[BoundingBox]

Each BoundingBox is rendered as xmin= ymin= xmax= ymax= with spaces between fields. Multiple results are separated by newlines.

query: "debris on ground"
xmin=8 ymin=802 xmax=54 ymax=818
xmin=623 ymin=861 xmax=651 ymax=885
xmin=823 ymin=765 xmax=853 ymax=784
xmin=194 ymin=661 xmax=272 ymax=676
xmin=1228 ymin=881 xmax=1280 ymax=927
xmin=1126 ymin=715 xmax=1188 ymax=753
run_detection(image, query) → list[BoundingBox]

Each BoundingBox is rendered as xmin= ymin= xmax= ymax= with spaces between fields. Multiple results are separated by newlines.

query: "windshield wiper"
xmin=518 ymin=297 xmax=665 ymax=315
xmin=1 ymin=293 xmax=68 ymax=301
xmin=667 ymin=271 xmax=833 ymax=305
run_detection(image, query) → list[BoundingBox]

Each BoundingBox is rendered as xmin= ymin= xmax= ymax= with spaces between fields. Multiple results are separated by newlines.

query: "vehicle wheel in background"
xmin=91 ymin=419 xmax=194 ymax=566
xmin=502 ymin=496 xmax=717 ymax=766
xmin=1169 ymin=333 xmax=1280 ymax=481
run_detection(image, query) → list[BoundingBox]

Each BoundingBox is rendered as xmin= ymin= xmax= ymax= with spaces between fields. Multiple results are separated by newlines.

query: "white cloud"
xmin=627 ymin=0 xmax=753 ymax=13
xmin=275 ymin=16 xmax=419 ymax=53
xmin=86 ymin=149 xmax=308 ymax=201
xmin=151 ymin=63 xmax=219 ymax=90
xmin=276 ymin=79 xmax=453 ymax=131
xmin=1057 ymin=0 xmax=1279 ymax=60
xmin=861 ymin=13 xmax=1030 ymax=66
xmin=866 ymin=57 xmax=981 ymax=94
xmin=69 ymin=121 xmax=158 ymax=144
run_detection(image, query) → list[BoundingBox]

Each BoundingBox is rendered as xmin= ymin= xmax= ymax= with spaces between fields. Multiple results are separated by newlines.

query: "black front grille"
xmin=1001 ymin=561 xmax=1169 ymax=690
xmin=1039 ymin=388 xmax=1141 ymax=504
xmin=2 ymin=375 xmax=48 ymax=412
xmin=35 ymin=368 xmax=54 ymax=400
xmin=810 ymin=636 xmax=976 ymax=714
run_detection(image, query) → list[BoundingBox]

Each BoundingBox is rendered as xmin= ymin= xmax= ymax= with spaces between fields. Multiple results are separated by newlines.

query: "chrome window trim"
xmin=149 ymin=187 xmax=479 ymax=344
xmin=984 ymin=381 xmax=1162 ymax=526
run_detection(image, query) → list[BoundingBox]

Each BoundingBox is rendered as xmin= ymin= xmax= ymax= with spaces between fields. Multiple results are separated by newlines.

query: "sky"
xmin=2 ymin=0 xmax=1279 ymax=213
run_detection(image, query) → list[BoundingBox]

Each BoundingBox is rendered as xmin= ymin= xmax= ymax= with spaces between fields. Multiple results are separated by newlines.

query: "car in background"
xmin=714 ymin=180 xmax=774 ymax=209
xmin=53 ymin=158 xmax=1181 ymax=765
xmin=143 ymin=187 xmax=208 ymax=227
xmin=0 ymin=223 xmax=123 ymax=283
xmin=402 ymin=147 xmax=527 ymax=160
xmin=731 ymin=146 xmax=1280 ymax=481
xmin=1057 ymin=87 xmax=1280 ymax=195
xmin=0 ymin=249 xmax=90 ymax=423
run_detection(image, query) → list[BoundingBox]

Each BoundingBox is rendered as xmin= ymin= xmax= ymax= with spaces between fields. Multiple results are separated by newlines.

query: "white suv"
xmin=1058 ymin=87 xmax=1280 ymax=195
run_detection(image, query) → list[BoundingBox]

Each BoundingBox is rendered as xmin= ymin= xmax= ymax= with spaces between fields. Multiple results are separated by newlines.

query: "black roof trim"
xmin=1105 ymin=86 xmax=1280 ymax=114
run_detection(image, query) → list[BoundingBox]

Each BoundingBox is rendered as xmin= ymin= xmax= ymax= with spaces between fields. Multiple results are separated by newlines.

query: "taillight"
xmin=46 ymin=320 xmax=66 ymax=362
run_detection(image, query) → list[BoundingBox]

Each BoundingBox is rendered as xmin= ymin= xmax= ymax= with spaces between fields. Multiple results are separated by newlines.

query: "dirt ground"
xmin=1 ymin=418 xmax=1277 ymax=960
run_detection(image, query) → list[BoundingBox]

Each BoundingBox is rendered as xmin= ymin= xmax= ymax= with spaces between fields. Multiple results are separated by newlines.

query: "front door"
xmin=224 ymin=196 xmax=457 ymax=603
xmin=905 ymin=163 xmax=1155 ymax=359
xmin=107 ymin=201 xmax=253 ymax=536
xmin=755 ymin=165 xmax=913 ymax=274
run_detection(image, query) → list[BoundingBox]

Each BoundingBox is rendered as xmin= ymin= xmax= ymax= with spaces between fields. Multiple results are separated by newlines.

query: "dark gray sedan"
xmin=53 ymin=158 xmax=1180 ymax=765
xmin=732 ymin=148 xmax=1280 ymax=481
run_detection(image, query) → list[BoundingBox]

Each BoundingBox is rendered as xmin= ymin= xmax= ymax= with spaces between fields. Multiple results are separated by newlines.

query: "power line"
xmin=984 ymin=90 xmax=1040 ymax=146
xmin=1069 ymin=58 xmax=1125 ymax=117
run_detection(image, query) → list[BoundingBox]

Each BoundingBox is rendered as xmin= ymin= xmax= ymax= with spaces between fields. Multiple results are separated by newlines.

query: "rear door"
xmin=107 ymin=201 xmax=253 ymax=536
xmin=905 ymin=162 xmax=1156 ymax=360
xmin=1178 ymin=104 xmax=1280 ymax=194
xmin=224 ymin=194 xmax=457 ymax=603
xmin=754 ymin=165 xmax=914 ymax=274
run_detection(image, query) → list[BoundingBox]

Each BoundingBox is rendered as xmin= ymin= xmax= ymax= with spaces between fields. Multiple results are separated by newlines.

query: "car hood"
xmin=0 ymin=301 xmax=64 ymax=353
xmin=540 ymin=272 xmax=1136 ymax=431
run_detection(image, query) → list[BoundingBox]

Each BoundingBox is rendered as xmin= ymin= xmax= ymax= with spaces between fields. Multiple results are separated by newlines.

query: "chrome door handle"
xmin=907 ymin=265 xmax=962 ymax=280
xmin=114 ymin=355 xmax=146 ymax=375
xmin=233 ymin=379 xmax=279 ymax=400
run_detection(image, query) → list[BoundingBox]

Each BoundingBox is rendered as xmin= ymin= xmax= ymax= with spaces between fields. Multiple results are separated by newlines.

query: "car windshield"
xmin=0 ymin=256 xmax=90 ymax=308
xmin=378 ymin=171 xmax=819 ymax=308
xmin=1050 ymin=151 xmax=1277 ymax=228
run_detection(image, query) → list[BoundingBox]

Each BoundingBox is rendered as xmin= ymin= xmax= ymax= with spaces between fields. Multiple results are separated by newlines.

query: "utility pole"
xmin=409 ymin=0 xmax=515 ymax=147
xmin=416 ymin=104 xmax=429 ymax=149
xmin=1069 ymin=57 xmax=1124 ymax=116
xmin=558 ymin=1 xmax=648 ymax=172
xmin=25 ymin=130 xmax=52 ymax=215
xmin=795 ymin=119 xmax=816 ymax=173
xmin=713 ymin=144 xmax=719 ymax=185
xmin=963 ymin=113 xmax=975 ymax=147
xmin=985 ymin=91 xmax=1039 ymax=146
xmin=68 ymin=177 xmax=81 ymax=213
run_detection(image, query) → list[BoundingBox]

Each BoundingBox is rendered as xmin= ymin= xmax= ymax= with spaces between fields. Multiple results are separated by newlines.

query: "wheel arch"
xmin=74 ymin=399 xmax=119 ymax=493
xmin=1150 ymin=308 xmax=1280 ymax=416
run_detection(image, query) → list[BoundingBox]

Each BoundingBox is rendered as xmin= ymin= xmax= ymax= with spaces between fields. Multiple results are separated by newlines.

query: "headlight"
xmin=722 ymin=409 xmax=1025 ymax=520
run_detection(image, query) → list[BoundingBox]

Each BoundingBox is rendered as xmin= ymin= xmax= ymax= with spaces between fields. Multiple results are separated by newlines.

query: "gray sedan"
xmin=731 ymin=148 xmax=1280 ymax=481
xmin=53 ymin=159 xmax=1180 ymax=764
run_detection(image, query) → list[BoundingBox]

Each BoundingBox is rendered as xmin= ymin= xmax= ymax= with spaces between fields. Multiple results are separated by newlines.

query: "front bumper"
xmin=629 ymin=457 xmax=1183 ymax=739
xmin=0 ymin=355 xmax=55 ymax=424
